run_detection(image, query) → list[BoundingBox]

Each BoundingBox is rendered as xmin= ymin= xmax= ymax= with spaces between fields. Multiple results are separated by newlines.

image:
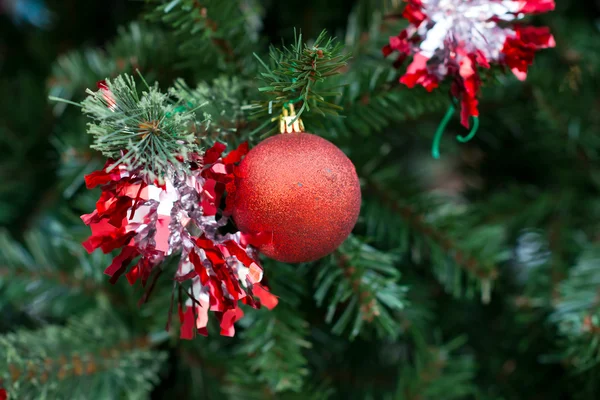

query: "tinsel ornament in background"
xmin=233 ymin=106 xmax=361 ymax=263
xmin=383 ymin=0 xmax=556 ymax=156
xmin=77 ymin=75 xmax=278 ymax=339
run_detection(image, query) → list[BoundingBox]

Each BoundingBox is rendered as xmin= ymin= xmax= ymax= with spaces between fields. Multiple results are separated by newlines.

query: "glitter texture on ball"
xmin=233 ymin=132 xmax=361 ymax=263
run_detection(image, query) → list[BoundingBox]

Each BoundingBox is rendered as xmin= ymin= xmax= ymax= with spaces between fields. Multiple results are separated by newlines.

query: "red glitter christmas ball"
xmin=233 ymin=132 xmax=361 ymax=263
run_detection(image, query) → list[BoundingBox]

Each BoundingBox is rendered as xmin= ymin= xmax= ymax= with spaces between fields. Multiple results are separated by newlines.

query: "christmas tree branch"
xmin=303 ymin=4 xmax=448 ymax=139
xmin=189 ymin=0 xmax=236 ymax=62
xmin=230 ymin=305 xmax=311 ymax=393
xmin=334 ymin=252 xmax=382 ymax=323
xmin=5 ymin=335 xmax=152 ymax=384
xmin=146 ymin=0 xmax=260 ymax=73
xmin=48 ymin=22 xmax=180 ymax=115
xmin=367 ymin=179 xmax=499 ymax=282
xmin=0 ymin=313 xmax=166 ymax=399
xmin=0 ymin=265 xmax=116 ymax=302
xmin=550 ymin=246 xmax=600 ymax=371
xmin=0 ymin=226 xmax=117 ymax=318
xmin=315 ymin=235 xmax=406 ymax=339
xmin=170 ymin=77 xmax=254 ymax=146
xmin=249 ymin=29 xmax=351 ymax=133
xmin=323 ymin=66 xmax=448 ymax=138
xmin=78 ymin=73 xmax=206 ymax=181
xmin=397 ymin=333 xmax=478 ymax=400
xmin=231 ymin=262 xmax=311 ymax=393
xmin=307 ymin=325 xmax=477 ymax=398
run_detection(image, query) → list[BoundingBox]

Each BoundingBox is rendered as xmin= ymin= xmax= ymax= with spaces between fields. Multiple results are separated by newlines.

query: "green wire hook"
xmin=456 ymin=117 xmax=479 ymax=143
xmin=432 ymin=104 xmax=456 ymax=159
xmin=431 ymin=101 xmax=481 ymax=159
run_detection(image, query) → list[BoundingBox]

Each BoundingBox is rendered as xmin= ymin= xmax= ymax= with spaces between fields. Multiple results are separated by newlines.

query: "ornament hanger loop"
xmin=456 ymin=116 xmax=479 ymax=143
xmin=431 ymin=101 xmax=480 ymax=159
xmin=280 ymin=103 xmax=305 ymax=134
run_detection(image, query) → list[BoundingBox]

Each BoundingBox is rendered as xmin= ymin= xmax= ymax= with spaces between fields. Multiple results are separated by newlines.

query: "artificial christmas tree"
xmin=1 ymin=0 xmax=600 ymax=399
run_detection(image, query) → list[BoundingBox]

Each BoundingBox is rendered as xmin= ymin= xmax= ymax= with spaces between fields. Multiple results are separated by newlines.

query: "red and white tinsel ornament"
xmin=384 ymin=0 xmax=556 ymax=127
xmin=82 ymin=140 xmax=278 ymax=339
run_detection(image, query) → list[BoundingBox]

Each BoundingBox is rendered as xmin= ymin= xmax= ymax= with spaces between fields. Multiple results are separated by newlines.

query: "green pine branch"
xmin=0 ymin=312 xmax=166 ymax=399
xmin=51 ymin=130 xmax=106 ymax=201
xmin=48 ymin=22 xmax=180 ymax=116
xmin=170 ymin=77 xmax=253 ymax=146
xmin=530 ymin=18 xmax=600 ymax=156
xmin=550 ymin=246 xmax=600 ymax=372
xmin=0 ymin=223 xmax=115 ymax=319
xmin=229 ymin=262 xmax=311 ymax=393
xmin=145 ymin=0 xmax=261 ymax=73
xmin=227 ymin=306 xmax=311 ymax=393
xmin=248 ymin=30 xmax=351 ymax=135
xmin=76 ymin=73 xmax=205 ymax=181
xmin=0 ymin=215 xmax=175 ymax=335
xmin=173 ymin=329 xmax=333 ymax=400
xmin=315 ymin=235 xmax=406 ymax=340
xmin=365 ymin=178 xmax=506 ymax=301
xmin=395 ymin=333 xmax=478 ymax=400
xmin=322 ymin=66 xmax=448 ymax=139
xmin=305 ymin=5 xmax=446 ymax=139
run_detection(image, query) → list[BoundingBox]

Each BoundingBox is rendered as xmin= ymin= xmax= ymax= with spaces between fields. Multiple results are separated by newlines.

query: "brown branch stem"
xmin=334 ymin=251 xmax=381 ymax=322
xmin=366 ymin=179 xmax=498 ymax=281
xmin=7 ymin=336 xmax=152 ymax=384
xmin=192 ymin=1 xmax=243 ymax=72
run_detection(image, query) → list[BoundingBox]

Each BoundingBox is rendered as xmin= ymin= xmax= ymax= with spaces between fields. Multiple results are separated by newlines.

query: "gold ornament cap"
xmin=279 ymin=103 xmax=305 ymax=134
